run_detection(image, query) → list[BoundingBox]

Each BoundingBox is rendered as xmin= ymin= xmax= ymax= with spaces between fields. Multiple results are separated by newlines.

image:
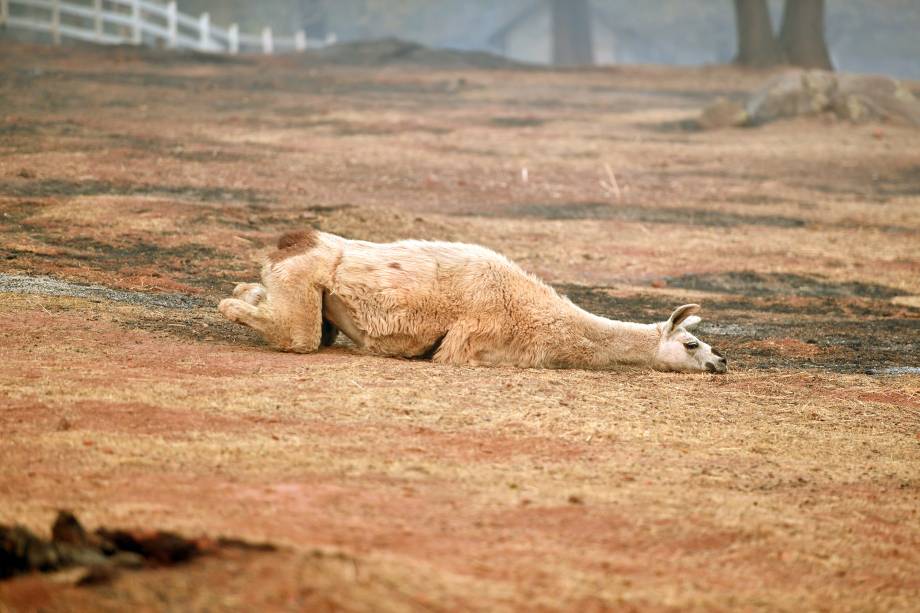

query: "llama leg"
xmin=267 ymin=283 xmax=324 ymax=353
xmin=259 ymin=257 xmax=326 ymax=352
xmin=431 ymin=323 xmax=479 ymax=366
xmin=219 ymin=284 xmax=324 ymax=353
xmin=232 ymin=282 xmax=266 ymax=305
xmin=433 ymin=322 xmax=520 ymax=367
xmin=219 ymin=298 xmax=271 ymax=330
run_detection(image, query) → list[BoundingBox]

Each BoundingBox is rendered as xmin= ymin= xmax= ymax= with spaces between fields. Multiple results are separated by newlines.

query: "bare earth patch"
xmin=1 ymin=41 xmax=919 ymax=611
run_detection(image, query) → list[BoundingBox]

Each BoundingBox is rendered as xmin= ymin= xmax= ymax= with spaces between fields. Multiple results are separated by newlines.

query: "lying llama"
xmin=219 ymin=229 xmax=728 ymax=374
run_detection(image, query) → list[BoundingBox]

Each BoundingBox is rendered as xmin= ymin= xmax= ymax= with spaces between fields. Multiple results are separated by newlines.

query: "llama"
xmin=219 ymin=228 xmax=728 ymax=373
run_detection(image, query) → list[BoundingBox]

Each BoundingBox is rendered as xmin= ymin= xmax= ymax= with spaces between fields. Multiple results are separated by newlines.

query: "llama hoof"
xmin=232 ymin=283 xmax=266 ymax=305
xmin=219 ymin=298 xmax=248 ymax=323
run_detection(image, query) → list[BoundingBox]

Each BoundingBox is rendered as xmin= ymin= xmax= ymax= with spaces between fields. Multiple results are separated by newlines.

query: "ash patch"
xmin=555 ymin=284 xmax=672 ymax=321
xmin=4 ymin=235 xmax=246 ymax=293
xmin=0 ymin=178 xmax=267 ymax=204
xmin=0 ymin=274 xmax=264 ymax=346
xmin=0 ymin=274 xmax=206 ymax=309
xmin=489 ymin=116 xmax=547 ymax=128
xmin=666 ymin=271 xmax=902 ymax=299
xmin=465 ymin=202 xmax=805 ymax=229
xmin=790 ymin=163 xmax=920 ymax=203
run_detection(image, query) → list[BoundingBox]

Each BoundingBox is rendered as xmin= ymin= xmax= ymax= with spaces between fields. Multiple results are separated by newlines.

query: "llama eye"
xmin=684 ymin=341 xmax=699 ymax=350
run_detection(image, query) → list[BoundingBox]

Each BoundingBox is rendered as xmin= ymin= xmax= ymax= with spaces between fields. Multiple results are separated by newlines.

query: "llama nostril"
xmin=705 ymin=362 xmax=717 ymax=373
xmin=719 ymin=356 xmax=727 ymax=364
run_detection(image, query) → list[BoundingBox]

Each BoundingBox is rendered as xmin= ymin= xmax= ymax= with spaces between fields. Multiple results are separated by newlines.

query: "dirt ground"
xmin=1 ymin=41 xmax=919 ymax=611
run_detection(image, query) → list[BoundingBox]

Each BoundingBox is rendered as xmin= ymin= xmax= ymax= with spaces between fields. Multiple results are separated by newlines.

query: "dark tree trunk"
xmin=551 ymin=0 xmax=594 ymax=66
xmin=779 ymin=0 xmax=833 ymax=70
xmin=733 ymin=0 xmax=783 ymax=67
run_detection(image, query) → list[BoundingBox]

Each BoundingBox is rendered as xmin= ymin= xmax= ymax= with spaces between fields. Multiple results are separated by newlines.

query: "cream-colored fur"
xmin=218 ymin=230 xmax=728 ymax=373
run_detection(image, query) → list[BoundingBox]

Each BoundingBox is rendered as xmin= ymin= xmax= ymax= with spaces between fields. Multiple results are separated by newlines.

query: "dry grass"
xmin=1 ymin=42 xmax=919 ymax=611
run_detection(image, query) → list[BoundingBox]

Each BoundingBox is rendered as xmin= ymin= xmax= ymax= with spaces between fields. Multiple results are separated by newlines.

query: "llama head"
xmin=653 ymin=304 xmax=727 ymax=374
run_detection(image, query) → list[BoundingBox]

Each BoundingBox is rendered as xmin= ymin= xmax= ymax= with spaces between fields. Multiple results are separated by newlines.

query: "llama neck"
xmin=550 ymin=307 xmax=660 ymax=370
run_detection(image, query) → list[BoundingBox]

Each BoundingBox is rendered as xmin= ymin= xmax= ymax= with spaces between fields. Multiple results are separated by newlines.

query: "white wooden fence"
xmin=0 ymin=0 xmax=336 ymax=54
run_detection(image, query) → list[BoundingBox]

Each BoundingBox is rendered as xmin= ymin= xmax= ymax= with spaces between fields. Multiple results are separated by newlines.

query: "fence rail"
xmin=0 ymin=0 xmax=335 ymax=54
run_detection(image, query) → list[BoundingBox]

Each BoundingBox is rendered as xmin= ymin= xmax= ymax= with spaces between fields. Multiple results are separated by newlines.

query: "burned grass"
xmin=0 ymin=178 xmax=267 ymax=204
xmin=466 ymin=199 xmax=917 ymax=234
xmin=470 ymin=200 xmax=808 ymax=228
xmin=2 ymin=235 xmax=245 ymax=293
xmin=488 ymin=115 xmax=548 ymax=128
xmin=0 ymin=273 xmax=205 ymax=309
xmin=1 ymin=510 xmax=276 ymax=588
xmin=665 ymin=271 xmax=905 ymax=299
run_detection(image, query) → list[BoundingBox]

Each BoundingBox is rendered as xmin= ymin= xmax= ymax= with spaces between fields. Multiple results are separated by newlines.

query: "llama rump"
xmin=219 ymin=228 xmax=728 ymax=373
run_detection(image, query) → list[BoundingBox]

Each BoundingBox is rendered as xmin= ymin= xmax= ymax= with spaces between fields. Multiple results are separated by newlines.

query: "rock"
xmin=1 ymin=524 xmax=62 ymax=578
xmin=3 ymin=512 xmax=273 ymax=581
xmin=51 ymin=510 xmax=115 ymax=555
xmin=95 ymin=528 xmax=200 ymax=565
xmin=109 ymin=551 xmax=146 ymax=569
xmin=1 ymin=518 xmax=115 ymax=581
xmin=745 ymin=70 xmax=836 ymax=125
xmin=48 ymin=566 xmax=93 ymax=586
xmin=48 ymin=564 xmax=115 ymax=586
xmin=741 ymin=70 xmax=920 ymax=127
xmin=57 ymin=544 xmax=110 ymax=568
xmin=831 ymin=74 xmax=920 ymax=126
xmin=698 ymin=98 xmax=748 ymax=129
xmin=51 ymin=511 xmax=90 ymax=547
xmin=216 ymin=537 xmax=277 ymax=552
xmin=76 ymin=565 xmax=116 ymax=586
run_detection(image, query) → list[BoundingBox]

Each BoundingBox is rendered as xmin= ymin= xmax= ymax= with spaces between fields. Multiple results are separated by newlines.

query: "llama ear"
xmin=664 ymin=304 xmax=701 ymax=333
xmin=682 ymin=315 xmax=702 ymax=330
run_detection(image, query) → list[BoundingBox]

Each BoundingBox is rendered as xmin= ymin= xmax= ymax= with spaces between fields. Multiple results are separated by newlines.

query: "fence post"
xmin=51 ymin=0 xmax=61 ymax=44
xmin=93 ymin=0 xmax=102 ymax=38
xmin=198 ymin=12 xmax=209 ymax=51
xmin=294 ymin=30 xmax=306 ymax=52
xmin=1 ymin=0 xmax=8 ymax=28
xmin=228 ymin=23 xmax=238 ymax=54
xmin=166 ymin=1 xmax=176 ymax=48
xmin=261 ymin=26 xmax=272 ymax=55
xmin=131 ymin=0 xmax=141 ymax=44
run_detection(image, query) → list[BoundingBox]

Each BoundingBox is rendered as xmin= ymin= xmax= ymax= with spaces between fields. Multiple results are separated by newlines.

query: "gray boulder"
xmin=745 ymin=70 xmax=837 ymax=125
xmin=831 ymin=73 xmax=920 ymax=125
xmin=699 ymin=70 xmax=920 ymax=128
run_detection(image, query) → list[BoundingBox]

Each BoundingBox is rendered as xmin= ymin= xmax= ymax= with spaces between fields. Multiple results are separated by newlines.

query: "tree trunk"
xmin=779 ymin=0 xmax=833 ymax=69
xmin=551 ymin=0 xmax=594 ymax=66
xmin=733 ymin=0 xmax=783 ymax=67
